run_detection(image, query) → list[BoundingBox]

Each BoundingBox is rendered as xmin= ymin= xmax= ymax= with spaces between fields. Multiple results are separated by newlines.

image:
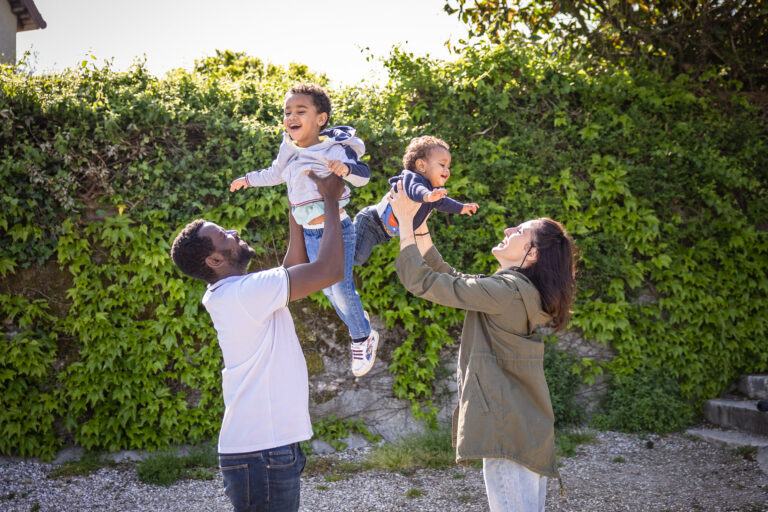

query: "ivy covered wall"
xmin=1 ymin=46 xmax=766 ymax=458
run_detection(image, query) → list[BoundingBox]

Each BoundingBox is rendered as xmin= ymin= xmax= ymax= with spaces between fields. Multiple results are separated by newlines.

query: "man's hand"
xmin=307 ymin=170 xmax=345 ymax=201
xmin=326 ymin=159 xmax=350 ymax=178
xmin=230 ymin=177 xmax=248 ymax=192
xmin=424 ymin=188 xmax=448 ymax=203
xmin=461 ymin=203 xmax=479 ymax=216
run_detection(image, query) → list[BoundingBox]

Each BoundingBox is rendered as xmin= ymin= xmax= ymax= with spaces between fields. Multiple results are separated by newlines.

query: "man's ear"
xmin=205 ymin=252 xmax=225 ymax=271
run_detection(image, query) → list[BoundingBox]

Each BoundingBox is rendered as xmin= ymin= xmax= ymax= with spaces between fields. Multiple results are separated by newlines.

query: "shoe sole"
xmin=352 ymin=330 xmax=379 ymax=378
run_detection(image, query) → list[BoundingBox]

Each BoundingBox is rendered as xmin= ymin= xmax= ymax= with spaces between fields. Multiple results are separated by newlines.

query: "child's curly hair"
xmin=287 ymin=83 xmax=331 ymax=129
xmin=402 ymin=136 xmax=450 ymax=171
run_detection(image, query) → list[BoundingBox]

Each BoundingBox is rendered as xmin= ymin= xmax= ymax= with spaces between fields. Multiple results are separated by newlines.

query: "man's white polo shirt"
xmin=202 ymin=266 xmax=312 ymax=454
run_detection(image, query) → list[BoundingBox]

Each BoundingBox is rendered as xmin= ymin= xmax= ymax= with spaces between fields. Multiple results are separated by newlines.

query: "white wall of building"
xmin=0 ymin=1 xmax=16 ymax=64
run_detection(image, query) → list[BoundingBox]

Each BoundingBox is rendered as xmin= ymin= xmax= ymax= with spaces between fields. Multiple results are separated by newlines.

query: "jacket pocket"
xmin=473 ymin=373 xmax=491 ymax=414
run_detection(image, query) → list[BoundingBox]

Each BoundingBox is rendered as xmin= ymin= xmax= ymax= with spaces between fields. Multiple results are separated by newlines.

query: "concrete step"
xmin=704 ymin=398 xmax=768 ymax=436
xmin=686 ymin=427 xmax=768 ymax=450
xmin=686 ymin=427 xmax=768 ymax=475
xmin=739 ymin=374 xmax=768 ymax=400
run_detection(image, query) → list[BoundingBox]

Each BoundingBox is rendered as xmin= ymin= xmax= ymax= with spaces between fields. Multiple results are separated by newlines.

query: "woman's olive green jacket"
xmin=396 ymin=244 xmax=558 ymax=478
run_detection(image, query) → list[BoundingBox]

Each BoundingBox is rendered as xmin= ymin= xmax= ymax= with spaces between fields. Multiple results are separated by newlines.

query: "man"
xmin=170 ymin=172 xmax=345 ymax=511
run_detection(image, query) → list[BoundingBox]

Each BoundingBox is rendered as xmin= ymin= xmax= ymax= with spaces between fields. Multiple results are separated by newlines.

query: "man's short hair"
xmin=288 ymin=83 xmax=331 ymax=129
xmin=170 ymin=219 xmax=217 ymax=282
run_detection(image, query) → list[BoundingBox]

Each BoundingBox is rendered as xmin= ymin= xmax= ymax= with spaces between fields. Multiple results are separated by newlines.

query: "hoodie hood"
xmin=500 ymin=270 xmax=552 ymax=334
xmin=316 ymin=125 xmax=365 ymax=158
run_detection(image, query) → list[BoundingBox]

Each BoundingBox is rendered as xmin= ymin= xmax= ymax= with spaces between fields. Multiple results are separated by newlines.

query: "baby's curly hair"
xmin=170 ymin=219 xmax=217 ymax=282
xmin=402 ymin=136 xmax=450 ymax=172
xmin=287 ymin=83 xmax=331 ymax=129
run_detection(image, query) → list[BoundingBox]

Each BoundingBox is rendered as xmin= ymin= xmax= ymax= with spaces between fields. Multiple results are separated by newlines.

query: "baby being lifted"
xmin=353 ymin=135 xmax=478 ymax=266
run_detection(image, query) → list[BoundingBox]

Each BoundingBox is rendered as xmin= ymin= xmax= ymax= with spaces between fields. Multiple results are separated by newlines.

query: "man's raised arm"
xmin=286 ymin=173 xmax=345 ymax=301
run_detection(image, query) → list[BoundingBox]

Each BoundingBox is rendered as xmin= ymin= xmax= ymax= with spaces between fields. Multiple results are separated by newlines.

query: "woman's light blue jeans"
xmin=303 ymin=217 xmax=370 ymax=340
xmin=483 ymin=457 xmax=547 ymax=512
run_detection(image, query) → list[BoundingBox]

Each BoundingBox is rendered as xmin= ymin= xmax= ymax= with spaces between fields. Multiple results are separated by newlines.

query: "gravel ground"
xmin=1 ymin=430 xmax=766 ymax=512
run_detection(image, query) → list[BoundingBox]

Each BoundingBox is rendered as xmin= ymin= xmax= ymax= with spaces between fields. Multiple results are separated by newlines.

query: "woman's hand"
xmin=388 ymin=181 xmax=420 ymax=235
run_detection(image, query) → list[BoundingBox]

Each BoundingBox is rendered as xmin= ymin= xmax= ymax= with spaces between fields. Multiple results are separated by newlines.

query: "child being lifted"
xmin=230 ymin=83 xmax=378 ymax=378
xmin=353 ymin=135 xmax=479 ymax=266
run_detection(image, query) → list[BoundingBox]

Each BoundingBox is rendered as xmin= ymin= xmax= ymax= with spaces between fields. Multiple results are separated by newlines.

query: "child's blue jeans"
xmin=303 ymin=217 xmax=370 ymax=340
xmin=352 ymin=206 xmax=392 ymax=266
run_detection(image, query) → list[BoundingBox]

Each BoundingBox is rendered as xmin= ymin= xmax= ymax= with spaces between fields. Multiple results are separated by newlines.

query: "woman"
xmin=388 ymin=182 xmax=576 ymax=512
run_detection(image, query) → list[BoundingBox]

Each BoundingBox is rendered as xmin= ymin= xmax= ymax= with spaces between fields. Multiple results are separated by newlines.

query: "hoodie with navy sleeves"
xmin=245 ymin=125 xmax=369 ymax=225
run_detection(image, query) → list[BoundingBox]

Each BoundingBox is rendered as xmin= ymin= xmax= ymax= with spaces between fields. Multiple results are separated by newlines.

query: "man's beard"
xmin=223 ymin=244 xmax=255 ymax=271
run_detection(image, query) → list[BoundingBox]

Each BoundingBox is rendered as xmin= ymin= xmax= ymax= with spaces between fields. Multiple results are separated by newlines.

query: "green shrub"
xmin=555 ymin=429 xmax=596 ymax=457
xmin=1 ymin=39 xmax=766 ymax=456
xmin=591 ymin=367 xmax=695 ymax=433
xmin=366 ymin=428 xmax=455 ymax=471
xmin=136 ymin=452 xmax=186 ymax=486
xmin=544 ymin=342 xmax=585 ymax=427
xmin=310 ymin=415 xmax=381 ymax=451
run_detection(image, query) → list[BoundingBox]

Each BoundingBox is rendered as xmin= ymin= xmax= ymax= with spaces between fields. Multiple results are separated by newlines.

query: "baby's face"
xmin=283 ymin=93 xmax=327 ymax=147
xmin=417 ymin=147 xmax=451 ymax=188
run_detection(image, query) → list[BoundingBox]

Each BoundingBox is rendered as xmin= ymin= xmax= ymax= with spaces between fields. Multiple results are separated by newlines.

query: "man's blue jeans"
xmin=219 ymin=442 xmax=306 ymax=512
xmin=303 ymin=217 xmax=370 ymax=340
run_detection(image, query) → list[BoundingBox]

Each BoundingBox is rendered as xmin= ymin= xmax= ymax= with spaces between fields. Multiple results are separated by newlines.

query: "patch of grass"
xmin=303 ymin=455 xmax=332 ymax=475
xmin=315 ymin=484 xmax=330 ymax=491
xmin=334 ymin=460 xmax=368 ymax=473
xmin=137 ymin=452 xmax=186 ymax=486
xmin=612 ymin=456 xmax=626 ymax=463
xmin=323 ymin=473 xmax=351 ymax=482
xmin=184 ymin=443 xmax=217 ymax=469
xmin=136 ymin=442 xmax=220 ymax=485
xmin=49 ymin=452 xmax=109 ymax=479
xmin=366 ymin=428 xmax=455 ymax=472
xmin=452 ymin=473 xmax=466 ymax=479
xmin=406 ymin=488 xmax=424 ymax=498
xmin=30 ymin=503 xmax=39 ymax=512
xmin=556 ymin=429 xmax=596 ymax=457
xmin=303 ymin=454 xmax=369 ymax=479
xmin=732 ymin=445 xmax=757 ymax=459
xmin=186 ymin=467 xmax=216 ymax=480
xmin=457 ymin=493 xmax=472 ymax=503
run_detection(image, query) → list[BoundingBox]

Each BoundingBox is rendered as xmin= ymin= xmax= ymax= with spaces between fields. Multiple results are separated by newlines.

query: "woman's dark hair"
xmin=287 ymin=83 xmax=331 ymax=129
xmin=402 ymin=135 xmax=450 ymax=171
xmin=517 ymin=218 xmax=577 ymax=331
xmin=170 ymin=219 xmax=217 ymax=282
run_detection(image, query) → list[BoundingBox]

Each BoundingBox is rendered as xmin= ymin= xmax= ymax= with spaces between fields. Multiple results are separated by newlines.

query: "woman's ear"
xmin=527 ymin=245 xmax=538 ymax=264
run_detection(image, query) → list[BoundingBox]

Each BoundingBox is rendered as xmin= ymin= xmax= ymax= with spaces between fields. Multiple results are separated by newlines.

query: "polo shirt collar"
xmin=207 ymin=274 xmax=243 ymax=293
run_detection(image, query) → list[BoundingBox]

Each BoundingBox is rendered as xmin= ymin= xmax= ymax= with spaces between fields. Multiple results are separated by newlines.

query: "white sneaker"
xmin=351 ymin=329 xmax=379 ymax=377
